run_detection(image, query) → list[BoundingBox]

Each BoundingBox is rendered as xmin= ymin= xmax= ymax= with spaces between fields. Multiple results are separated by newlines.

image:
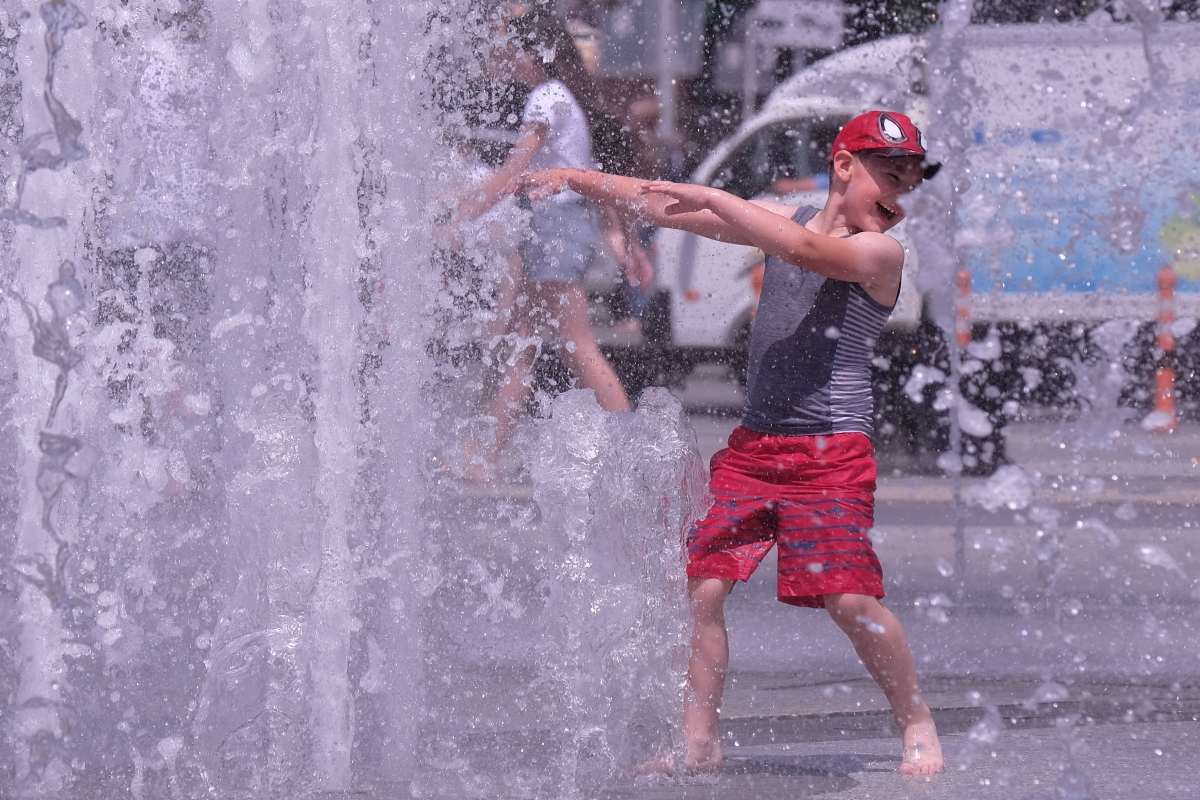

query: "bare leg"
xmin=640 ymin=577 xmax=733 ymax=775
xmin=482 ymin=249 xmax=523 ymax=340
xmin=685 ymin=577 xmax=734 ymax=771
xmin=528 ymin=281 xmax=630 ymax=412
xmin=825 ymin=593 xmax=943 ymax=774
xmin=465 ymin=335 xmax=536 ymax=481
xmin=464 ymin=278 xmax=630 ymax=479
xmin=464 ymin=263 xmax=536 ymax=481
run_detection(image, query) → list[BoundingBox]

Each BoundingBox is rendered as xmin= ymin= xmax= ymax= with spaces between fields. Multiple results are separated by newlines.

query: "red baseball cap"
xmin=832 ymin=110 xmax=941 ymax=180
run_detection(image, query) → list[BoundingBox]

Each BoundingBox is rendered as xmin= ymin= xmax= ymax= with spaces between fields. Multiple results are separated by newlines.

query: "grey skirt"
xmin=523 ymin=200 xmax=598 ymax=284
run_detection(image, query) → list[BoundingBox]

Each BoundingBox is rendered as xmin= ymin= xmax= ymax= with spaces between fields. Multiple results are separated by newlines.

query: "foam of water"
xmin=0 ymin=2 xmax=711 ymax=795
xmin=0 ymin=0 xmax=88 ymax=229
xmin=529 ymin=388 xmax=707 ymax=796
xmin=964 ymin=463 xmax=1033 ymax=511
xmin=1 ymin=0 xmax=441 ymax=794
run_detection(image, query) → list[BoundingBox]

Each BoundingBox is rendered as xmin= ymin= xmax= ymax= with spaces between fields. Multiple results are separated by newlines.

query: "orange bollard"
xmin=1150 ymin=265 xmax=1177 ymax=432
xmin=955 ymin=269 xmax=972 ymax=347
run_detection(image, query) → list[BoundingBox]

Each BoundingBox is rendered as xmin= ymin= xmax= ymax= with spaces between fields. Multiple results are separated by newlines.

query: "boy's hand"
xmin=508 ymin=169 xmax=571 ymax=201
xmin=639 ymin=181 xmax=719 ymax=216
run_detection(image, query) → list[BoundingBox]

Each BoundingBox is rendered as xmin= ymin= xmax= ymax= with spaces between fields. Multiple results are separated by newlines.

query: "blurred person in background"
xmin=445 ymin=3 xmax=651 ymax=481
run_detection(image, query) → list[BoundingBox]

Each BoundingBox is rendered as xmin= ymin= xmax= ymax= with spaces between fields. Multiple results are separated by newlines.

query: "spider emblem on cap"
xmin=878 ymin=113 xmax=908 ymax=144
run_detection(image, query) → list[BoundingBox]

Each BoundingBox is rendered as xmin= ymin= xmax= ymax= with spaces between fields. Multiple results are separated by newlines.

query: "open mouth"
xmin=876 ymin=201 xmax=899 ymax=221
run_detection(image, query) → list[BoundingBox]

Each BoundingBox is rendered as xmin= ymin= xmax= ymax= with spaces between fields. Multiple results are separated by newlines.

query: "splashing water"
xmin=8 ymin=260 xmax=85 ymax=424
xmin=0 ymin=0 xmax=89 ymax=228
xmin=954 ymin=704 xmax=1002 ymax=769
xmin=965 ymin=464 xmax=1033 ymax=512
xmin=0 ymin=1 xmax=715 ymax=795
xmin=1135 ymin=543 xmax=1186 ymax=576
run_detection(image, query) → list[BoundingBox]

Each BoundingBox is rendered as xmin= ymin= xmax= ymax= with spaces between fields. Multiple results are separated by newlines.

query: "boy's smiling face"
xmin=835 ymin=151 xmax=925 ymax=233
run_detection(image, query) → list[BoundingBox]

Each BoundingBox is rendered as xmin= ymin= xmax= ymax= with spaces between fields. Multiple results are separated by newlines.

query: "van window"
xmin=709 ymin=116 xmax=849 ymax=199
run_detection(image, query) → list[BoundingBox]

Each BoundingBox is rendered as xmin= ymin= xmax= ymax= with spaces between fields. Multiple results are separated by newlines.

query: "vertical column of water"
xmin=79 ymin=1 xmax=228 ymax=794
xmin=0 ymin=0 xmax=442 ymax=793
xmin=192 ymin=0 xmax=363 ymax=791
xmin=1065 ymin=0 xmax=1174 ymax=447
xmin=0 ymin=3 xmax=28 ymax=789
xmin=295 ymin=0 xmax=370 ymax=787
xmin=348 ymin=0 xmax=445 ymax=788
xmin=533 ymin=391 xmax=620 ymax=797
xmin=197 ymin=0 xmax=442 ymax=791
xmin=908 ymin=0 xmax=975 ymax=591
xmin=3 ymin=2 xmax=96 ymax=793
xmin=530 ymin=389 xmax=706 ymax=796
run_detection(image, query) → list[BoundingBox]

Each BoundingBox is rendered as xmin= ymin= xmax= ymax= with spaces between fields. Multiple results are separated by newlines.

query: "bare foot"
xmin=683 ymin=735 xmax=722 ymax=774
xmin=634 ymin=754 xmax=676 ymax=777
xmin=898 ymin=714 xmax=943 ymax=774
xmin=634 ymin=740 xmax=722 ymax=777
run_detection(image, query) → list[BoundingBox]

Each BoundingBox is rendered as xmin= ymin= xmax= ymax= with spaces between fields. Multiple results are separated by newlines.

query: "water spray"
xmin=4 ymin=3 xmax=93 ymax=793
xmin=910 ymin=0 xmax=977 ymax=597
xmin=0 ymin=0 xmax=88 ymax=229
xmin=9 ymin=259 xmax=85 ymax=426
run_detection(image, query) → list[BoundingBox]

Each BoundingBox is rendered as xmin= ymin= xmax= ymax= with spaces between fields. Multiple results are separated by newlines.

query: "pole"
xmin=955 ymin=269 xmax=972 ymax=348
xmin=951 ymin=269 xmax=971 ymax=592
xmin=1150 ymin=264 xmax=1178 ymax=432
xmin=656 ymin=0 xmax=678 ymax=148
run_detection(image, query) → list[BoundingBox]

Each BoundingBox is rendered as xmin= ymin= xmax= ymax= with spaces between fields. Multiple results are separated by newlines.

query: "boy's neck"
xmin=809 ymin=195 xmax=860 ymax=238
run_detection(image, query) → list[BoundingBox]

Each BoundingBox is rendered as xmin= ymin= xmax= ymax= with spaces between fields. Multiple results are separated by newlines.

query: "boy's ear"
xmin=831 ymin=150 xmax=855 ymax=185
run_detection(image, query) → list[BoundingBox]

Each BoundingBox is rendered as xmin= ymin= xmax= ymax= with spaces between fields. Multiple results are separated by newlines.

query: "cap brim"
xmin=862 ymin=147 xmax=921 ymax=158
xmin=864 ymin=148 xmax=945 ymax=178
xmin=848 ymin=148 xmax=942 ymax=179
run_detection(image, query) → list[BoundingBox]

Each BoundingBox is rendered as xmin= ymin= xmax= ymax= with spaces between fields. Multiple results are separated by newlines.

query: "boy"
xmin=514 ymin=110 xmax=944 ymax=775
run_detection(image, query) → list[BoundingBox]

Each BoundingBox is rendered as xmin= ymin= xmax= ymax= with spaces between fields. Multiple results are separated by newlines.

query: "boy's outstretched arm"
xmin=642 ymin=180 xmax=904 ymax=299
xmin=513 ymin=168 xmax=792 ymax=246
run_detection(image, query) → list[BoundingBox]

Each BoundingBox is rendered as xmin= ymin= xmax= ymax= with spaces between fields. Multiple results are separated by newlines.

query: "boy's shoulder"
xmin=750 ymin=199 xmax=806 ymax=222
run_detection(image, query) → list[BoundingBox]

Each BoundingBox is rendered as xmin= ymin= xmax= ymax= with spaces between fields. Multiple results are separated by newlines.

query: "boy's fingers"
xmin=638 ymin=181 xmax=675 ymax=196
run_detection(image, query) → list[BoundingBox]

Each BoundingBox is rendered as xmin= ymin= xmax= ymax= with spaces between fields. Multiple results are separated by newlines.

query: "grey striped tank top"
xmin=741 ymin=206 xmax=895 ymax=437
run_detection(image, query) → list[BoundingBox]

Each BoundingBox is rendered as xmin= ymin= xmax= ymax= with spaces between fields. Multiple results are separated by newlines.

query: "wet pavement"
xmin=600 ymin=720 xmax=1199 ymax=799
xmin=394 ymin=369 xmax=1200 ymax=799
xmin=653 ymin=365 xmax=1200 ymax=798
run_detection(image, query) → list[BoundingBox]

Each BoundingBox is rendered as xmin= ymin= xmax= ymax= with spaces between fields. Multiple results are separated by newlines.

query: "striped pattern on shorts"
xmin=686 ymin=427 xmax=884 ymax=608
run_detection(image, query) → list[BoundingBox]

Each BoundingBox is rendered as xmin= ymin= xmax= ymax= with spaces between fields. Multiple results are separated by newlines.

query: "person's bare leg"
xmin=825 ymin=593 xmax=943 ymax=774
xmin=482 ymin=250 xmax=523 ymax=340
xmin=530 ymin=281 xmax=630 ymax=412
xmin=685 ymin=577 xmax=734 ymax=771
xmin=640 ymin=577 xmax=733 ymax=775
xmin=466 ymin=338 xmax=535 ymax=481
xmin=464 ymin=277 xmax=537 ymax=481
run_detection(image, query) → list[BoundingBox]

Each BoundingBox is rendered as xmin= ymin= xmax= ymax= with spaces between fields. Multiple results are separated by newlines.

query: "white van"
xmin=619 ymin=19 xmax=1200 ymax=471
xmin=653 ymin=20 xmax=1200 ymax=358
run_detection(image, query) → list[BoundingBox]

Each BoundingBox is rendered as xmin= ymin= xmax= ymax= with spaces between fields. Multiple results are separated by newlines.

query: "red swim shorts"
xmin=686 ymin=427 xmax=884 ymax=608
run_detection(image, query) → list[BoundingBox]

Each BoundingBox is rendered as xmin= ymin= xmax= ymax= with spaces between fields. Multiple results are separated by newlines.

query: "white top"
xmin=523 ymin=79 xmax=593 ymax=205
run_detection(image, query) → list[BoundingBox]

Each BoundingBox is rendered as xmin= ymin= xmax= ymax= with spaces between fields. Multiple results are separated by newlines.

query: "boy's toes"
xmin=898 ymin=748 xmax=944 ymax=775
xmin=634 ymin=755 xmax=676 ymax=777
xmin=899 ymin=718 xmax=944 ymax=774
